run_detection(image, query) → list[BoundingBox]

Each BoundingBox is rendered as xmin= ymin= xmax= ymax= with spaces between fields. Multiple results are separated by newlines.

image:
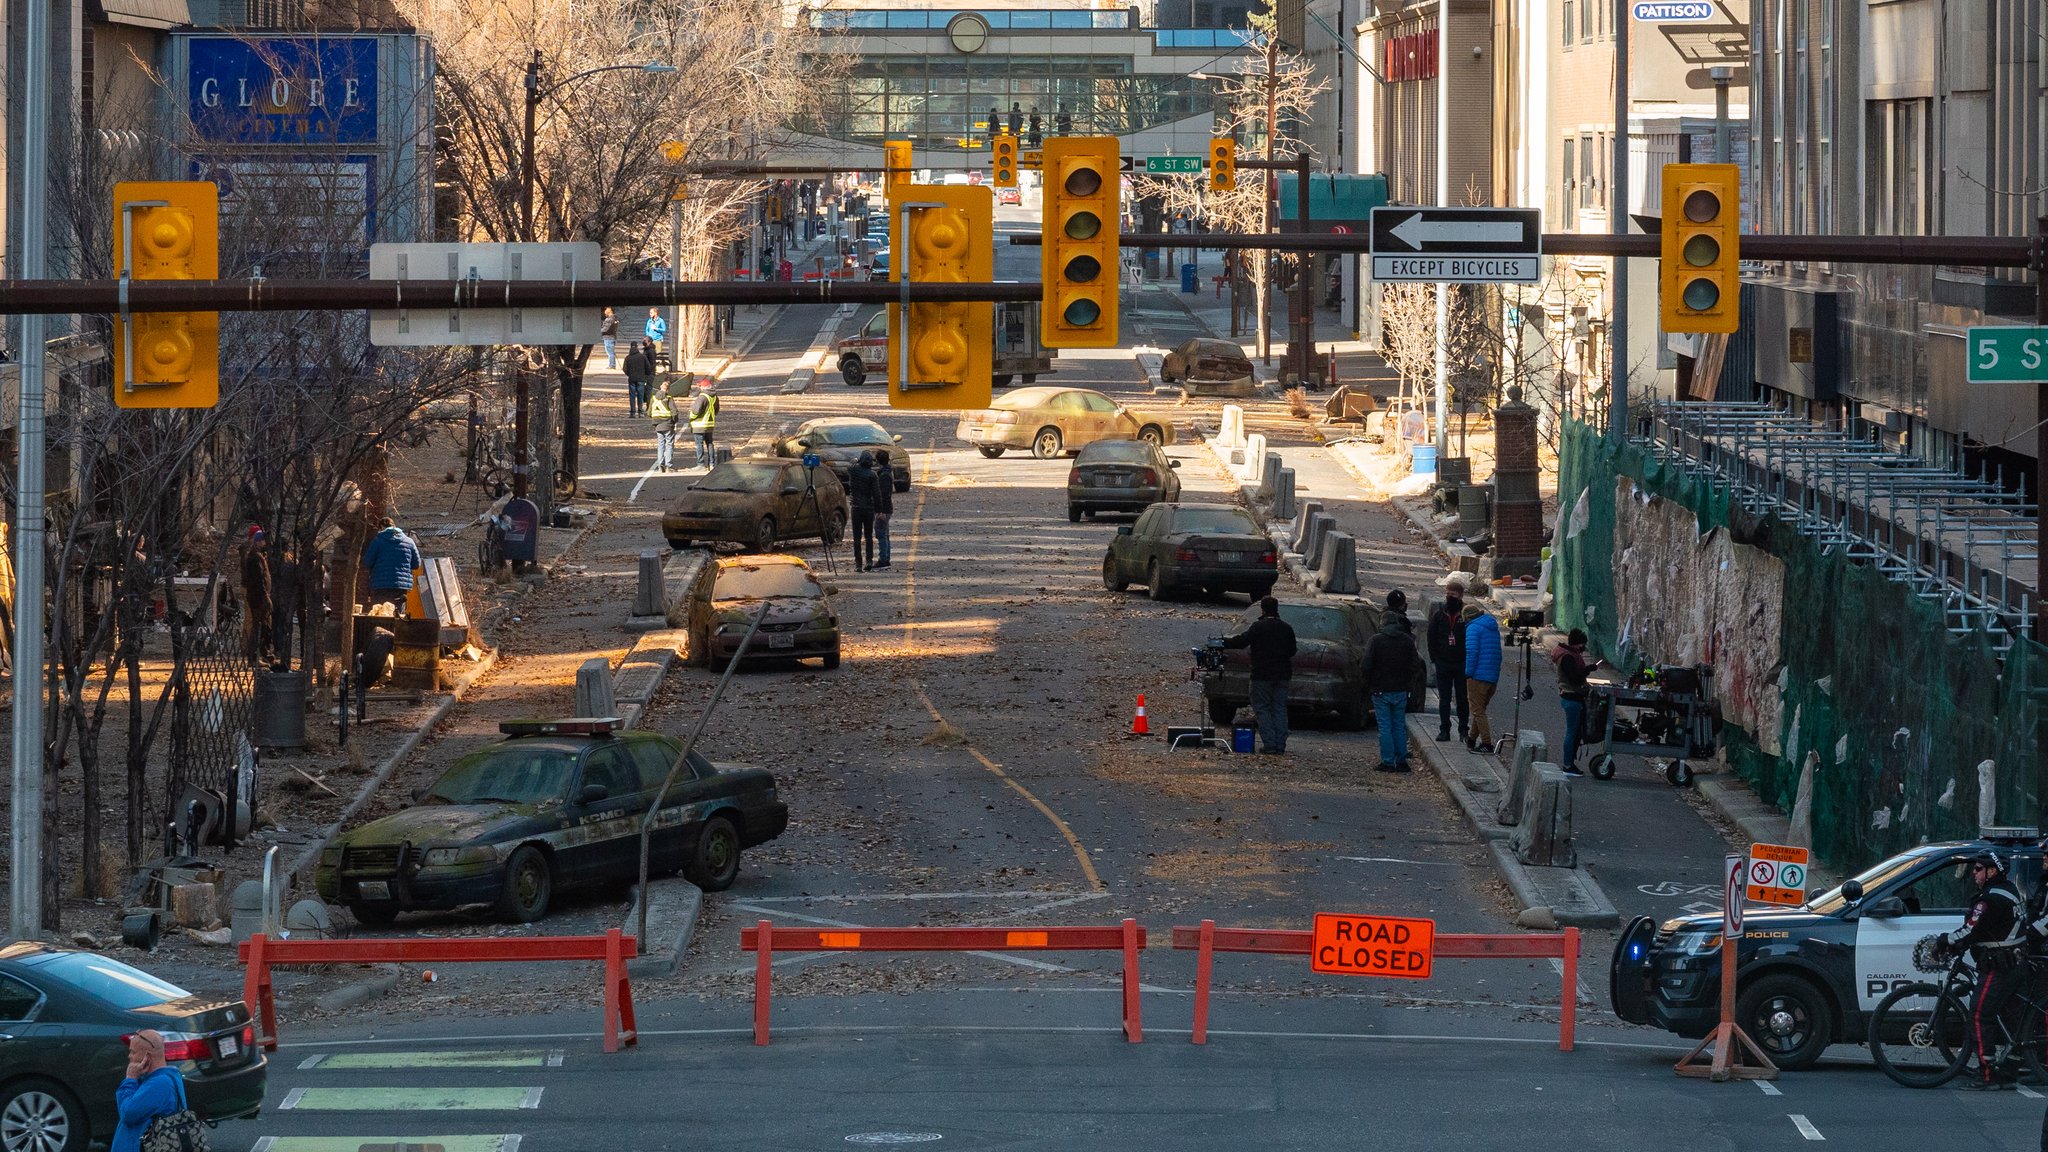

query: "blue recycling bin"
xmin=1142 ymin=249 xmax=1161 ymax=280
xmin=1181 ymin=262 xmax=1197 ymax=293
xmin=1231 ymin=725 xmax=1256 ymax=753
xmin=1411 ymin=445 xmax=1439 ymax=477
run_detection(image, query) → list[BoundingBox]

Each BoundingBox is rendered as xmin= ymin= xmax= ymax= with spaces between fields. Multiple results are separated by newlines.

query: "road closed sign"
xmin=1310 ymin=913 xmax=1435 ymax=979
xmin=1745 ymin=842 xmax=1810 ymax=907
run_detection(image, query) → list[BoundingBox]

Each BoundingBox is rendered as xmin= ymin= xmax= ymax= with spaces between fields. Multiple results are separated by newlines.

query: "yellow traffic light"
xmin=1209 ymin=137 xmax=1236 ymax=192
xmin=112 ymin=181 xmax=218 ymax=409
xmin=1040 ymin=137 xmax=1120 ymax=348
xmin=887 ymin=184 xmax=993 ymax=410
xmin=1660 ymin=163 xmax=1740 ymax=334
xmin=883 ymin=140 xmax=913 ymax=197
xmin=662 ymin=139 xmax=689 ymax=201
xmin=992 ymin=132 xmax=1018 ymax=189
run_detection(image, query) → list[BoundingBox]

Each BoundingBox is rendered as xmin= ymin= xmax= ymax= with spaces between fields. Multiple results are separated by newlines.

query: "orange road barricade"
xmin=239 ymin=929 xmax=638 ymax=1053
xmin=741 ymin=919 xmax=1146 ymax=1046
xmin=1172 ymin=921 xmax=1581 ymax=1050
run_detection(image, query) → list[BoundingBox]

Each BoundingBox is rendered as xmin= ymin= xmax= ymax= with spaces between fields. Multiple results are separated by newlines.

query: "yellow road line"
xmin=898 ymin=437 xmax=1105 ymax=894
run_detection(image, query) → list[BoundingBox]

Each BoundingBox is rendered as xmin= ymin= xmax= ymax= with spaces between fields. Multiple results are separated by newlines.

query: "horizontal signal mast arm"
xmin=1004 ymin=232 xmax=2033 ymax=266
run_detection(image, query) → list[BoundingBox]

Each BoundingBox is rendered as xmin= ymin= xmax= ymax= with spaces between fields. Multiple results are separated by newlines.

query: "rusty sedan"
xmin=697 ymin=554 xmax=841 ymax=670
xmin=1199 ymin=600 xmax=1426 ymax=728
xmin=662 ymin=458 xmax=850 ymax=553
xmin=956 ymin=386 xmax=1176 ymax=459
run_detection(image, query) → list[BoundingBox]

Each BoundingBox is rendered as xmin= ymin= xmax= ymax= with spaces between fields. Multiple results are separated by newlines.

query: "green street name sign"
xmin=1146 ymin=155 xmax=1203 ymax=175
xmin=1967 ymin=326 xmax=2048 ymax=383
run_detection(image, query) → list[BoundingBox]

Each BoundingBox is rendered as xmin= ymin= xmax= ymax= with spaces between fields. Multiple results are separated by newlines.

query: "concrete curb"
xmin=309 ymin=963 xmax=404 ymax=1014
xmin=625 ymin=878 xmax=704 ymax=979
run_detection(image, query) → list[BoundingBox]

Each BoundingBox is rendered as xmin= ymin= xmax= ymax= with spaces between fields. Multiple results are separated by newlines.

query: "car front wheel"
xmin=689 ymin=815 xmax=742 ymax=891
xmin=1138 ymin=425 xmax=1165 ymax=447
xmin=1102 ymin=554 xmax=1128 ymax=593
xmin=1 ymin=1079 xmax=85 ymax=1152
xmin=497 ymin=845 xmax=553 ymax=923
xmin=1737 ymin=973 xmax=1835 ymax=1071
xmin=841 ymin=357 xmax=866 ymax=386
xmin=752 ymin=516 xmax=778 ymax=554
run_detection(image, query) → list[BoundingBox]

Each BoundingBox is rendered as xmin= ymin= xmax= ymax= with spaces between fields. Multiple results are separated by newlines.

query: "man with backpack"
xmin=688 ymin=379 xmax=719 ymax=468
xmin=848 ymin=451 xmax=881 ymax=570
xmin=1427 ymin=576 xmax=1468 ymax=743
xmin=623 ymin=340 xmax=651 ymax=418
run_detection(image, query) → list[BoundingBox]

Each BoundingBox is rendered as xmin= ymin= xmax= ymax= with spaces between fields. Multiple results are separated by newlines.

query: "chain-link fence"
xmin=166 ymin=628 xmax=254 ymax=849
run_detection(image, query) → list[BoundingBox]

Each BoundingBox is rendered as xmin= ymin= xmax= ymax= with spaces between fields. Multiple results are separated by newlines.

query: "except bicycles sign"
xmin=1745 ymin=842 xmax=1809 ymax=906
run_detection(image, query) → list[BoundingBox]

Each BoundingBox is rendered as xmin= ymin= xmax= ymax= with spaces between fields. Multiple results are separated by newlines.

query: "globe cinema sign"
xmin=186 ymin=37 xmax=380 ymax=145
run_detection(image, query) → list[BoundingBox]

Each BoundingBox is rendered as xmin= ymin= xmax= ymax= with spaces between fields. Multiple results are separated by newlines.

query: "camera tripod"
xmin=1502 ymin=626 xmax=1539 ymax=755
xmin=798 ymin=453 xmax=840 ymax=574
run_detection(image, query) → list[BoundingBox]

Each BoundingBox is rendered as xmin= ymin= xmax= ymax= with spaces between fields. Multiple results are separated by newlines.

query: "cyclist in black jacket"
xmin=1944 ymin=852 xmax=2025 ymax=1088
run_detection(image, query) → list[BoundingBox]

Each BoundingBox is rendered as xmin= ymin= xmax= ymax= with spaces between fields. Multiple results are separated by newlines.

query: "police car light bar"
xmin=1980 ymin=825 xmax=2042 ymax=843
xmin=499 ymin=717 xmax=623 ymax=737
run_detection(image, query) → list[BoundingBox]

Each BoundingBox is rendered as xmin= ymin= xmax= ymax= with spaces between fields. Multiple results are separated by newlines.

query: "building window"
xmin=1194 ymin=2 xmax=1215 ymax=23
xmin=1562 ymin=0 xmax=1574 ymax=47
xmin=1561 ymin=136 xmax=1577 ymax=227
xmin=1867 ymin=98 xmax=1930 ymax=235
xmin=1579 ymin=133 xmax=1594 ymax=214
xmin=1580 ymin=0 xmax=1592 ymax=41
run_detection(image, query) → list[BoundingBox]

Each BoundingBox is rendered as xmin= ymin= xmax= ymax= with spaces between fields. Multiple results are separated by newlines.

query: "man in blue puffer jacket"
xmin=362 ymin=518 xmax=422 ymax=612
xmin=1462 ymin=602 xmax=1503 ymax=754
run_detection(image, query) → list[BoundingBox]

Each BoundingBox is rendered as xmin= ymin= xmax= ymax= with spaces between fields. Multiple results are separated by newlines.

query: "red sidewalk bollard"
xmin=1173 ymin=923 xmax=1580 ymax=1050
xmin=743 ymin=920 xmax=1147 ymax=1045
xmin=238 ymin=930 xmax=639 ymax=1053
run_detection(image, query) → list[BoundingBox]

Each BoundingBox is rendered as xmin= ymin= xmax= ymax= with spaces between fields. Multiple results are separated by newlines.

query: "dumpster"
xmin=1142 ymin=249 xmax=1161 ymax=280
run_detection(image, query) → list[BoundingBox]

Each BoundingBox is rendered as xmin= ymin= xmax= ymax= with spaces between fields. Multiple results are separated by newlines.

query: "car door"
xmin=1045 ymin=391 xmax=1091 ymax=446
xmin=1154 ymin=445 xmax=1182 ymax=501
xmin=566 ymin=744 xmax=640 ymax=886
xmin=628 ymin=736 xmax=704 ymax=871
xmin=1852 ymin=850 xmax=1984 ymax=1014
xmin=775 ymin=463 xmax=814 ymax=537
xmin=0 ymin=973 xmax=57 ymax=1095
xmin=1116 ymin=505 xmax=1160 ymax=579
xmin=860 ymin=313 xmax=888 ymax=370
xmin=1081 ymin=392 xmax=1125 ymax=443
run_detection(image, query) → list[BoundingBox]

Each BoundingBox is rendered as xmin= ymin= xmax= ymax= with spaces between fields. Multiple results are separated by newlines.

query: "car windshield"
xmin=693 ymin=462 xmax=782 ymax=493
xmin=1171 ymin=508 xmax=1261 ymax=535
xmin=1258 ymin=604 xmax=1351 ymax=642
xmin=1193 ymin=340 xmax=1247 ymax=361
xmin=717 ymin=562 xmax=821 ymax=600
xmin=1806 ymin=849 xmax=1952 ymax=915
xmin=428 ymin=745 xmax=577 ymax=805
xmin=1078 ymin=441 xmax=1153 ymax=464
xmin=29 ymin=952 xmax=191 ymax=1009
xmin=815 ymin=423 xmax=890 ymax=447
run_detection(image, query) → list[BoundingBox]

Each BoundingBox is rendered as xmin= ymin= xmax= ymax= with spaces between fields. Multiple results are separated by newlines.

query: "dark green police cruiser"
xmin=315 ymin=718 xmax=788 ymax=924
xmin=1611 ymin=829 xmax=2043 ymax=1069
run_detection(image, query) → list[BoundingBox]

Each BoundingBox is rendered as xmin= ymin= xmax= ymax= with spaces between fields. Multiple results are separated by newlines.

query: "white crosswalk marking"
xmin=1790 ymin=1114 xmax=1825 ymax=1141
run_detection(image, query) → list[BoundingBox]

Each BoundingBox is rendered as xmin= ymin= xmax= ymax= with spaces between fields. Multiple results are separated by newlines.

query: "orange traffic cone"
xmin=1131 ymin=694 xmax=1149 ymax=735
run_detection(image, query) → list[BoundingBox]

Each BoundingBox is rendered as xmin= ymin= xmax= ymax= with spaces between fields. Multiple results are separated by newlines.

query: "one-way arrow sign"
xmin=1370 ymin=206 xmax=1542 ymax=283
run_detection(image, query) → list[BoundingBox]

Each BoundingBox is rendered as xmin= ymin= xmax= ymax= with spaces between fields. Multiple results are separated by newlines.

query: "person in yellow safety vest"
xmin=688 ymin=378 xmax=720 ymax=469
xmin=647 ymin=383 xmax=678 ymax=472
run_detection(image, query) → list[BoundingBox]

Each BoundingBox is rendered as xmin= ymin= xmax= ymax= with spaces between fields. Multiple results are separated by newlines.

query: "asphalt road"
xmin=198 ymin=236 xmax=2033 ymax=1152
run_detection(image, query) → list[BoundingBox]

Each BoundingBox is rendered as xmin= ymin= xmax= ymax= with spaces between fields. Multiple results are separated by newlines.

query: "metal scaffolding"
xmin=1643 ymin=401 xmax=2039 ymax=650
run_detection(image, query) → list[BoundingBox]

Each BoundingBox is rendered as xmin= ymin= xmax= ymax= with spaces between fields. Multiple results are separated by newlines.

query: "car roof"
xmin=994 ymin=386 xmax=1083 ymax=408
xmin=800 ymin=417 xmax=885 ymax=430
xmin=717 ymin=553 xmax=811 ymax=573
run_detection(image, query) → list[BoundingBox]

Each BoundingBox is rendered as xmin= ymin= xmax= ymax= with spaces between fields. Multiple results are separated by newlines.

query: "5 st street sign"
xmin=1369 ymin=207 xmax=1543 ymax=283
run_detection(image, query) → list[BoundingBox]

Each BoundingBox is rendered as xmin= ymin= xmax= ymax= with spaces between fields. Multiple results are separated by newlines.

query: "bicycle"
xmin=1867 ymin=939 xmax=2048 ymax=1088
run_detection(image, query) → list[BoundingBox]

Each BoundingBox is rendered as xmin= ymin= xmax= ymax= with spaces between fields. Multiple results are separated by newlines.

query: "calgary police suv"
xmin=1611 ymin=829 xmax=2043 ymax=1068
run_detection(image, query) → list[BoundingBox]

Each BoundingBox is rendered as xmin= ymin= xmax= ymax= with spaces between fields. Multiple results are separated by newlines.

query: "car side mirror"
xmin=1168 ymin=460 xmax=1181 ymax=469
xmin=892 ymin=434 xmax=903 ymax=442
xmin=1864 ymin=895 xmax=1907 ymax=919
xmin=1840 ymin=879 xmax=1864 ymax=903
xmin=1116 ymin=525 xmax=1133 ymax=536
xmin=579 ymin=784 xmax=609 ymax=804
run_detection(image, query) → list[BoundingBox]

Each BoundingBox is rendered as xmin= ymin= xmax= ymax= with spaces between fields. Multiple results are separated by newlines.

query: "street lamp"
xmin=521 ymin=52 xmax=678 ymax=243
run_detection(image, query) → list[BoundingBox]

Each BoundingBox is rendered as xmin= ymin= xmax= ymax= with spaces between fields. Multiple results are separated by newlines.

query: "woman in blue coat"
xmin=1462 ymin=603 xmax=1503 ymax=754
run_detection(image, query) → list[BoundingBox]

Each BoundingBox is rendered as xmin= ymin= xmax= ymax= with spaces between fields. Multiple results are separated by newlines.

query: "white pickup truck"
xmin=835 ymin=301 xmax=1057 ymax=388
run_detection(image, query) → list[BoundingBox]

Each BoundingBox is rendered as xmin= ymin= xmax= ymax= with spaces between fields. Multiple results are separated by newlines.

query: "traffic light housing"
xmin=887 ymin=184 xmax=993 ymax=410
xmin=883 ymin=139 xmax=912 ymax=197
xmin=991 ymin=132 xmax=1018 ymax=189
xmin=1209 ymin=137 xmax=1236 ymax=191
xmin=112 ymin=181 xmax=218 ymax=409
xmin=1040 ymin=137 xmax=1120 ymax=348
xmin=1660 ymin=163 xmax=1740 ymax=334
xmin=662 ymin=139 xmax=689 ymax=201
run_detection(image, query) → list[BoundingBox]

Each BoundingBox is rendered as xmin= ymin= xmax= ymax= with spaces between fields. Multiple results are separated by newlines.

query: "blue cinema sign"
xmin=1631 ymin=0 xmax=1714 ymax=20
xmin=188 ymin=38 xmax=378 ymax=145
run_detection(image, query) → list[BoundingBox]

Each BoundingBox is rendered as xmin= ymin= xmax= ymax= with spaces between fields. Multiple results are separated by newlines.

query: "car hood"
xmin=341 ymin=802 xmax=538 ymax=849
xmin=712 ymin=595 xmax=830 ymax=626
xmin=670 ymin=491 xmax=768 ymax=518
xmin=805 ymin=444 xmax=906 ymax=468
xmin=1662 ymin=906 xmax=1825 ymax=935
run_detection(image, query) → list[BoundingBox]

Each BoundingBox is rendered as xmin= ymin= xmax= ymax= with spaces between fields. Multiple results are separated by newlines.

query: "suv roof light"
xmin=499 ymin=717 xmax=621 ymax=738
xmin=1981 ymin=825 xmax=2042 ymax=843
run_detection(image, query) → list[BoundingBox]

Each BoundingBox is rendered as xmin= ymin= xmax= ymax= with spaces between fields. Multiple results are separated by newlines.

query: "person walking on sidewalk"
xmin=240 ymin=526 xmax=273 ymax=665
xmin=644 ymin=307 xmax=669 ymax=367
xmin=1463 ymin=603 xmax=1503 ymax=754
xmin=1221 ymin=595 xmax=1297 ymax=754
xmin=872 ymin=459 xmax=895 ymax=569
xmin=688 ymin=378 xmax=720 ymax=468
xmin=648 ymin=383 xmax=678 ymax=472
xmin=623 ymin=340 xmax=651 ymax=418
xmin=1427 ymin=576 xmax=1469 ymax=742
xmin=112 ymin=1030 xmax=187 ymax=1152
xmin=1360 ymin=594 xmax=1423 ymax=772
xmin=848 ymin=451 xmax=881 ymax=570
xmin=1552 ymin=628 xmax=1602 ymax=774
xmin=601 ymin=307 xmax=619 ymax=368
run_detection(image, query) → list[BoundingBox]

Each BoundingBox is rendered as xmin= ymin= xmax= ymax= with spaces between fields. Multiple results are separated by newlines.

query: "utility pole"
xmin=2035 ymin=216 xmax=2047 ymax=643
xmin=1711 ymin=66 xmax=1732 ymax=164
xmin=1294 ymin=148 xmax=1313 ymax=385
xmin=1432 ymin=2 xmax=1450 ymax=454
xmin=1608 ymin=0 xmax=1630 ymax=443
xmin=9 ymin=0 xmax=53 ymax=939
xmin=1259 ymin=32 xmax=1278 ymax=366
xmin=515 ymin=48 xmax=541 ymax=503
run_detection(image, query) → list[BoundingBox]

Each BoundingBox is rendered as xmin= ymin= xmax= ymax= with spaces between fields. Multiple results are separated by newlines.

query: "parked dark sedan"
xmin=1198 ymin=600 xmax=1426 ymax=727
xmin=1066 ymin=439 xmax=1181 ymax=521
xmin=1101 ymin=502 xmax=1277 ymax=601
xmin=773 ymin=417 xmax=911 ymax=492
xmin=0 ymin=943 xmax=266 ymax=1152
xmin=316 ymin=718 xmax=789 ymax=923
xmin=662 ymin=458 xmax=850 ymax=553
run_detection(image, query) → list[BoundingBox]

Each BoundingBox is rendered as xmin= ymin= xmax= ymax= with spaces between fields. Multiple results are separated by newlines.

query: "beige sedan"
xmin=956 ymin=386 xmax=1178 ymax=459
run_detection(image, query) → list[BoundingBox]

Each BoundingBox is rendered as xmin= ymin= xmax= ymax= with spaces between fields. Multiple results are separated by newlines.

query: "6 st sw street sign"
xmin=1146 ymin=155 xmax=1203 ymax=175
xmin=1370 ymin=207 xmax=1542 ymax=284
xmin=1966 ymin=326 xmax=2048 ymax=383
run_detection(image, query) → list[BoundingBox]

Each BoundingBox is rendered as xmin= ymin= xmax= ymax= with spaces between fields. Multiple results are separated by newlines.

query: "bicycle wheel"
xmin=2017 ymin=996 xmax=2048 ymax=1085
xmin=1868 ymin=982 xmax=1973 ymax=1088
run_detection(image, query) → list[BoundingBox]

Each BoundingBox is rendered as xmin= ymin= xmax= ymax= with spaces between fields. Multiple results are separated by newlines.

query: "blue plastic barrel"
xmin=1181 ymin=263 xmax=1198 ymax=293
xmin=1231 ymin=726 xmax=1256 ymax=753
xmin=1411 ymin=444 xmax=1439 ymax=476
